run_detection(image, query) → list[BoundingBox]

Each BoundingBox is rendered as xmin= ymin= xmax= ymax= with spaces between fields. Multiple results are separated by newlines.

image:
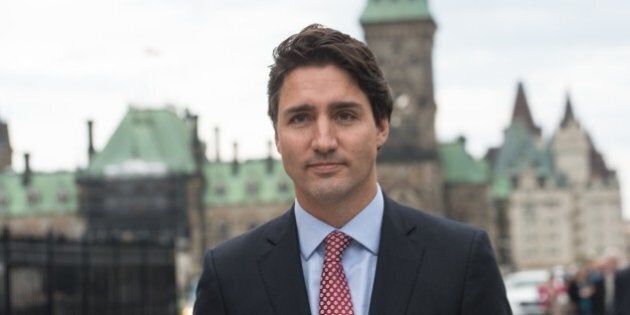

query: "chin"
xmin=307 ymin=181 xmax=353 ymax=201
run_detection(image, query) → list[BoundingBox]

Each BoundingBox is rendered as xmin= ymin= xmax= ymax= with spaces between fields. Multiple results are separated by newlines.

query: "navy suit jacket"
xmin=614 ymin=267 xmax=630 ymax=315
xmin=194 ymin=195 xmax=512 ymax=314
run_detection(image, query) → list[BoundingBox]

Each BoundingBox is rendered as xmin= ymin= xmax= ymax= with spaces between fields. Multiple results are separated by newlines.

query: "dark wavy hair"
xmin=267 ymin=24 xmax=393 ymax=128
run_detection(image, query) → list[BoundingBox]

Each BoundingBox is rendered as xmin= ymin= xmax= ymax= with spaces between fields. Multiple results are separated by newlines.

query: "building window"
xmin=246 ymin=180 xmax=259 ymax=195
xmin=0 ymin=193 xmax=8 ymax=208
xmin=214 ymin=184 xmax=226 ymax=196
xmin=57 ymin=191 xmax=69 ymax=204
xmin=523 ymin=203 xmax=536 ymax=223
xmin=526 ymin=233 xmax=537 ymax=242
xmin=277 ymin=181 xmax=289 ymax=193
xmin=27 ymin=189 xmax=40 ymax=206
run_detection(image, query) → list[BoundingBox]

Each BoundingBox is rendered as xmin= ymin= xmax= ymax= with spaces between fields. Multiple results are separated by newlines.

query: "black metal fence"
xmin=0 ymin=229 xmax=177 ymax=315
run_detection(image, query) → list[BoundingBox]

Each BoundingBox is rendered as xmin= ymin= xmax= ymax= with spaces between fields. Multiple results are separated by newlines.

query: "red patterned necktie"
xmin=319 ymin=231 xmax=354 ymax=315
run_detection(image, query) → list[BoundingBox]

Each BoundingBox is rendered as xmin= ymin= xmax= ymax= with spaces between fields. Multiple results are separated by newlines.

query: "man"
xmin=194 ymin=24 xmax=511 ymax=315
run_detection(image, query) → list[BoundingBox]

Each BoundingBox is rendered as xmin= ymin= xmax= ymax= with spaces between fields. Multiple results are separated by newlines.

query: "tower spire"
xmin=560 ymin=92 xmax=577 ymax=128
xmin=511 ymin=82 xmax=541 ymax=137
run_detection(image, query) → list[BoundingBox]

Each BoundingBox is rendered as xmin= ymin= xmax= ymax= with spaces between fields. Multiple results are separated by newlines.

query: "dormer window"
xmin=246 ymin=180 xmax=259 ymax=195
xmin=214 ymin=184 xmax=226 ymax=196
xmin=27 ymin=189 xmax=40 ymax=206
xmin=57 ymin=191 xmax=69 ymax=204
xmin=0 ymin=193 xmax=9 ymax=208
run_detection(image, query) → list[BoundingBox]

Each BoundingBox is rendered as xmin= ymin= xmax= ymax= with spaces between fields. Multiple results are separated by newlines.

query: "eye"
xmin=288 ymin=113 xmax=311 ymax=125
xmin=336 ymin=111 xmax=356 ymax=122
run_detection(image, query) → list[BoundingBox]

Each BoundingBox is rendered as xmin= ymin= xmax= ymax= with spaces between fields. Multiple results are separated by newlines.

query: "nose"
xmin=311 ymin=118 xmax=337 ymax=154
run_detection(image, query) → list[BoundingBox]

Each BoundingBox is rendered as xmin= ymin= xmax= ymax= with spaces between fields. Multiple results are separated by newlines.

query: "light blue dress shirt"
xmin=294 ymin=186 xmax=384 ymax=315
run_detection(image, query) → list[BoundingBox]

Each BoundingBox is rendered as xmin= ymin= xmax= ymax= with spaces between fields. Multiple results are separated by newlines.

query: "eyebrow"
xmin=281 ymin=101 xmax=364 ymax=117
xmin=283 ymin=104 xmax=315 ymax=116
xmin=329 ymin=101 xmax=363 ymax=112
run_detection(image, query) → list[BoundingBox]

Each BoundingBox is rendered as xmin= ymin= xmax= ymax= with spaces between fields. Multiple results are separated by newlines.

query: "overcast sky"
xmin=1 ymin=0 xmax=628 ymax=218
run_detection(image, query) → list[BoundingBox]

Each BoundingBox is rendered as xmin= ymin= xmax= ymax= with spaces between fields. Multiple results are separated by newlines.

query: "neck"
xmin=297 ymin=184 xmax=378 ymax=228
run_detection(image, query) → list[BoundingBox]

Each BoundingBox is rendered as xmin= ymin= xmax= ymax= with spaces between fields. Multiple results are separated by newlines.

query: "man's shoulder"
xmin=386 ymin=197 xmax=482 ymax=231
xmin=385 ymin=197 xmax=485 ymax=242
xmin=617 ymin=266 xmax=630 ymax=280
xmin=210 ymin=208 xmax=294 ymax=260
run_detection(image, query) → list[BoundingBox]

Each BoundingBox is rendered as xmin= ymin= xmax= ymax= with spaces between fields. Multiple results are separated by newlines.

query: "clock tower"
xmin=361 ymin=0 xmax=444 ymax=213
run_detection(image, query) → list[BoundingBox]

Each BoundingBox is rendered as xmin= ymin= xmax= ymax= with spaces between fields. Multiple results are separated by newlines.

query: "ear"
xmin=274 ymin=130 xmax=282 ymax=154
xmin=376 ymin=118 xmax=389 ymax=149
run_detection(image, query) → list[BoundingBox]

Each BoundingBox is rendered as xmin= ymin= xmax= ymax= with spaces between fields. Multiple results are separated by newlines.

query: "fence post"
xmin=80 ymin=234 xmax=90 ymax=315
xmin=2 ymin=227 xmax=11 ymax=315
xmin=46 ymin=230 xmax=55 ymax=315
xmin=113 ymin=237 xmax=120 ymax=314
xmin=170 ymin=239 xmax=178 ymax=315
xmin=140 ymin=239 xmax=147 ymax=315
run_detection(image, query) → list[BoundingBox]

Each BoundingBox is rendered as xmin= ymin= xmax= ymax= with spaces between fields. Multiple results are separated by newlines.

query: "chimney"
xmin=266 ymin=140 xmax=274 ymax=173
xmin=87 ymin=120 xmax=95 ymax=161
xmin=190 ymin=115 xmax=199 ymax=142
xmin=189 ymin=114 xmax=203 ymax=166
xmin=22 ymin=153 xmax=31 ymax=186
xmin=457 ymin=135 xmax=466 ymax=146
xmin=232 ymin=142 xmax=239 ymax=175
xmin=214 ymin=126 xmax=221 ymax=162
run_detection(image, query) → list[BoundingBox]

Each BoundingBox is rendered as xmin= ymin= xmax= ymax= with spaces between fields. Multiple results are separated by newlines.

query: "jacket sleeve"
xmin=460 ymin=231 xmax=513 ymax=315
xmin=193 ymin=250 xmax=226 ymax=315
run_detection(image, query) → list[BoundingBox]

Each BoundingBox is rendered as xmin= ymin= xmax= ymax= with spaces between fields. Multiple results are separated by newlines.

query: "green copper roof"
xmin=360 ymin=0 xmax=431 ymax=24
xmin=492 ymin=119 xmax=553 ymax=178
xmin=0 ymin=171 xmax=78 ymax=216
xmin=84 ymin=107 xmax=197 ymax=177
xmin=438 ymin=139 xmax=489 ymax=184
xmin=490 ymin=174 xmax=512 ymax=199
xmin=204 ymin=158 xmax=294 ymax=207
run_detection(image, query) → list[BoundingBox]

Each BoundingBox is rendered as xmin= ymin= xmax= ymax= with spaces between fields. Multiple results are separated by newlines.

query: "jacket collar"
xmin=368 ymin=196 xmax=427 ymax=315
xmin=257 ymin=208 xmax=311 ymax=314
xmin=256 ymin=194 xmax=428 ymax=315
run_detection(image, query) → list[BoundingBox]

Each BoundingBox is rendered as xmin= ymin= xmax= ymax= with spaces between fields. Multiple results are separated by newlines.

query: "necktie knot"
xmin=324 ymin=231 xmax=351 ymax=262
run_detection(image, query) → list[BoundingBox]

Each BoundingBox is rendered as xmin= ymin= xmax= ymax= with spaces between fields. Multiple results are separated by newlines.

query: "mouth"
xmin=307 ymin=161 xmax=345 ymax=174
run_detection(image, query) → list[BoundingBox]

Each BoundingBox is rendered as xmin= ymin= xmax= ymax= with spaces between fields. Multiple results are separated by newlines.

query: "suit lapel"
xmin=369 ymin=197 xmax=426 ymax=315
xmin=258 ymin=209 xmax=311 ymax=315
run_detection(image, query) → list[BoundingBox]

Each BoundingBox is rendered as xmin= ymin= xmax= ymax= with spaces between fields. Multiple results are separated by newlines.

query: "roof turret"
xmin=559 ymin=93 xmax=577 ymax=128
xmin=360 ymin=0 xmax=432 ymax=24
xmin=510 ymin=82 xmax=542 ymax=137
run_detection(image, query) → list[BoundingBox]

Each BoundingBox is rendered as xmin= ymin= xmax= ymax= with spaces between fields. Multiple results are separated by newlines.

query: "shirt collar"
xmin=294 ymin=185 xmax=384 ymax=260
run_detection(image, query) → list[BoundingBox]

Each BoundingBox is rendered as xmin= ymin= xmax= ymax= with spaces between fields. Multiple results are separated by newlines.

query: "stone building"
xmin=75 ymin=106 xmax=207 ymax=288
xmin=487 ymin=83 xmax=625 ymax=269
xmin=0 ymin=154 xmax=83 ymax=238
xmin=1 ymin=117 xmax=81 ymax=238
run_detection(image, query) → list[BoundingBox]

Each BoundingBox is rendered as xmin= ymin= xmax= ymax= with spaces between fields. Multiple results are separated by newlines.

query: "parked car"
xmin=181 ymin=278 xmax=198 ymax=315
xmin=505 ymin=269 xmax=549 ymax=315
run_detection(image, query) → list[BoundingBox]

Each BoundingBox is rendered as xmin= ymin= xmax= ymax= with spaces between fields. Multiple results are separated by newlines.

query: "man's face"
xmin=275 ymin=64 xmax=388 ymax=208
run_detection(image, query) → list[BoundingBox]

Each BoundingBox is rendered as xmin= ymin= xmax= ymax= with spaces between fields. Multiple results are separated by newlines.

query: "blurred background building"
xmin=0 ymin=0 xmax=627 ymax=300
